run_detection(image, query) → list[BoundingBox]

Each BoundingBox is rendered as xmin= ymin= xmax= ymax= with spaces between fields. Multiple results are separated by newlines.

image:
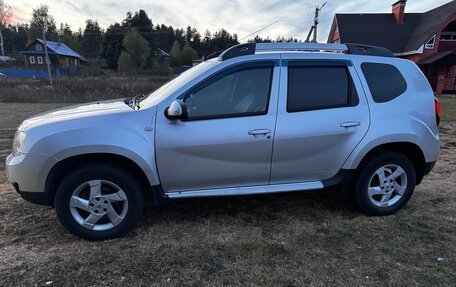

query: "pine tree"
xmin=81 ymin=19 xmax=103 ymax=59
xmin=101 ymin=23 xmax=125 ymax=69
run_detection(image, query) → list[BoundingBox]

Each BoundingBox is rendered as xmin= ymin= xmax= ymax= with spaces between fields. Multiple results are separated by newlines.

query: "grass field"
xmin=0 ymin=97 xmax=455 ymax=286
xmin=0 ymin=76 xmax=169 ymax=103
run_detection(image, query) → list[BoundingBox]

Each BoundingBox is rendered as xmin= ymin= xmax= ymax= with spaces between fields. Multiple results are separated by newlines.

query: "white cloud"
xmin=9 ymin=0 xmax=454 ymax=43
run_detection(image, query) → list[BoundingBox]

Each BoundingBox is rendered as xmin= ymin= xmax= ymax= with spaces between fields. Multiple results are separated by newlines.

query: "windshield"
xmin=140 ymin=61 xmax=218 ymax=108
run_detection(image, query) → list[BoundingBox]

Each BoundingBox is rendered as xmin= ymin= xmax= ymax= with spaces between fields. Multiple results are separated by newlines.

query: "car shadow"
xmin=140 ymin=188 xmax=361 ymax=227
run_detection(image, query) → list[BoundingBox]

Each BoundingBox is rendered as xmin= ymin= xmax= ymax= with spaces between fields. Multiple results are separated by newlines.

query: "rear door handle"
xmin=340 ymin=121 xmax=361 ymax=128
xmin=248 ymin=129 xmax=271 ymax=137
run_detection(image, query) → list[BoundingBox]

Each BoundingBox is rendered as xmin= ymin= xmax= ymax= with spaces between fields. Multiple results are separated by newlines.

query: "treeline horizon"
xmin=0 ymin=5 xmax=302 ymax=69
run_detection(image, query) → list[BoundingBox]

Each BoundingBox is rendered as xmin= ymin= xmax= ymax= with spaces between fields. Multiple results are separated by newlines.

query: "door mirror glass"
xmin=165 ymin=100 xmax=188 ymax=120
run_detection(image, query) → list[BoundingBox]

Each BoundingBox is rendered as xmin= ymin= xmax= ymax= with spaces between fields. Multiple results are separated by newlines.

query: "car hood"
xmin=18 ymin=99 xmax=133 ymax=131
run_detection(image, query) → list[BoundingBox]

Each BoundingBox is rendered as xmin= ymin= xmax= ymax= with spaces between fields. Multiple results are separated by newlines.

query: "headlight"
xmin=12 ymin=131 xmax=26 ymax=155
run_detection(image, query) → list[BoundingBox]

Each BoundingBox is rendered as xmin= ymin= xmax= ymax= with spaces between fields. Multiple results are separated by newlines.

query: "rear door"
xmin=270 ymin=54 xmax=370 ymax=184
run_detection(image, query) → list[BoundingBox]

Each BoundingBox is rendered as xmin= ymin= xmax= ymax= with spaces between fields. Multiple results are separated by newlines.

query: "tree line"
xmin=0 ymin=4 xmax=301 ymax=73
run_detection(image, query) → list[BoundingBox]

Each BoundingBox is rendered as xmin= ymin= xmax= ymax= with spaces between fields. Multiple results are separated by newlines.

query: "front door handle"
xmin=340 ymin=121 xmax=361 ymax=128
xmin=248 ymin=129 xmax=271 ymax=137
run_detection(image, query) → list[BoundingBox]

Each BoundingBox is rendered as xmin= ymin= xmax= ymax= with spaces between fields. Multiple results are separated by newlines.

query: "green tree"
xmin=82 ymin=19 xmax=103 ymax=59
xmin=169 ymin=40 xmax=182 ymax=66
xmin=181 ymin=44 xmax=198 ymax=65
xmin=1 ymin=24 xmax=28 ymax=55
xmin=117 ymin=29 xmax=150 ymax=75
xmin=101 ymin=23 xmax=125 ymax=69
xmin=117 ymin=52 xmax=135 ymax=76
xmin=58 ymin=23 xmax=81 ymax=52
xmin=28 ymin=5 xmax=58 ymax=42
xmin=123 ymin=10 xmax=158 ymax=67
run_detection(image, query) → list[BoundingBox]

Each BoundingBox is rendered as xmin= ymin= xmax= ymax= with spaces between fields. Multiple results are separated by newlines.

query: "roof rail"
xmin=218 ymin=42 xmax=394 ymax=61
xmin=256 ymin=42 xmax=348 ymax=52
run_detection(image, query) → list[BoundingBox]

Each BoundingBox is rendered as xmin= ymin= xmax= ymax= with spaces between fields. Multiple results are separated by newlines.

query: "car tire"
xmin=54 ymin=165 xmax=144 ymax=240
xmin=353 ymin=151 xmax=416 ymax=216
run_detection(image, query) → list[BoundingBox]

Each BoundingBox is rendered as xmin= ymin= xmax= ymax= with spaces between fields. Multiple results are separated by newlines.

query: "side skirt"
xmin=164 ymin=169 xmax=355 ymax=199
xmin=165 ymin=181 xmax=324 ymax=199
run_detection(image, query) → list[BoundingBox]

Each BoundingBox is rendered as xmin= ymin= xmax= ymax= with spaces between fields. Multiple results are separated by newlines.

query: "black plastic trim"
xmin=423 ymin=161 xmax=437 ymax=176
xmin=19 ymin=191 xmax=49 ymax=205
xmin=346 ymin=43 xmax=395 ymax=58
xmin=10 ymin=180 xmax=50 ymax=206
xmin=322 ymin=169 xmax=355 ymax=190
xmin=218 ymin=43 xmax=256 ymax=61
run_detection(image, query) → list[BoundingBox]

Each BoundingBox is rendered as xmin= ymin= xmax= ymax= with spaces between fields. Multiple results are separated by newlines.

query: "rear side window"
xmin=361 ymin=63 xmax=407 ymax=103
xmin=287 ymin=65 xmax=359 ymax=113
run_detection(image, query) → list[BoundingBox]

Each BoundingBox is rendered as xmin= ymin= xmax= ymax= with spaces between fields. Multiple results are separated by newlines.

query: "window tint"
xmin=182 ymin=66 xmax=273 ymax=120
xmin=361 ymin=63 xmax=407 ymax=103
xmin=287 ymin=66 xmax=358 ymax=112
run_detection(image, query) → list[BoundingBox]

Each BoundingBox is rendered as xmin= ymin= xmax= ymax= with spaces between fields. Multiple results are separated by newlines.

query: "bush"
xmin=78 ymin=59 xmax=106 ymax=77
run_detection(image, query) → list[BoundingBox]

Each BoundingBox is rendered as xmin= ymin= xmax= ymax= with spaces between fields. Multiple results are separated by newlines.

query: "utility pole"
xmin=42 ymin=29 xmax=53 ymax=85
xmin=0 ymin=30 xmax=4 ymax=56
xmin=305 ymin=2 xmax=327 ymax=43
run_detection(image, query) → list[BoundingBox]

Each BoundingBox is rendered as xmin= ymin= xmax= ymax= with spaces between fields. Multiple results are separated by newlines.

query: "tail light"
xmin=434 ymin=96 xmax=441 ymax=126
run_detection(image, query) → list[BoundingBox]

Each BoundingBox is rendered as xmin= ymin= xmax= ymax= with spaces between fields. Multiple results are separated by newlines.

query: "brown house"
xmin=20 ymin=39 xmax=87 ymax=75
xmin=327 ymin=0 xmax=456 ymax=95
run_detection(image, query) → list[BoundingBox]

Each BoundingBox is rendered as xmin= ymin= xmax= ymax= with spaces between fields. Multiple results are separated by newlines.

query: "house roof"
xmin=20 ymin=39 xmax=87 ymax=62
xmin=416 ymin=51 xmax=455 ymax=64
xmin=329 ymin=1 xmax=456 ymax=53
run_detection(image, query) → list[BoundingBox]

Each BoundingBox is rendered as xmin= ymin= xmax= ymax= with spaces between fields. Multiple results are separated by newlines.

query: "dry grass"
xmin=0 ymin=97 xmax=455 ymax=286
xmin=0 ymin=76 xmax=169 ymax=103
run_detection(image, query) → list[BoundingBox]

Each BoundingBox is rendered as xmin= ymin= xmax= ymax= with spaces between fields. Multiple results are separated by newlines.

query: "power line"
xmin=255 ymin=6 xmax=315 ymax=17
xmin=239 ymin=20 xmax=280 ymax=42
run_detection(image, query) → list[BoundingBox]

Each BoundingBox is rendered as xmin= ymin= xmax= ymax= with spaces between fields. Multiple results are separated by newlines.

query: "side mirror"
xmin=164 ymin=100 xmax=188 ymax=120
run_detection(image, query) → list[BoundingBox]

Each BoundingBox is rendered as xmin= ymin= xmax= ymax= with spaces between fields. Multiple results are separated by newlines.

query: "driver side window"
xmin=181 ymin=64 xmax=273 ymax=120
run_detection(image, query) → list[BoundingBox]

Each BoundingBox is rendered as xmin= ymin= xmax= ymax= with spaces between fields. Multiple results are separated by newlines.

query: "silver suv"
xmin=6 ymin=43 xmax=440 ymax=240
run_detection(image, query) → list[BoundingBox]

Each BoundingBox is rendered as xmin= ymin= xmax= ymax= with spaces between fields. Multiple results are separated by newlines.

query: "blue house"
xmin=18 ymin=39 xmax=87 ymax=77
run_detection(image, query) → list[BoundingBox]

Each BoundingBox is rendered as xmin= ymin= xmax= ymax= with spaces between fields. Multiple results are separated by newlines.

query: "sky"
xmin=7 ymin=0 xmax=455 ymax=43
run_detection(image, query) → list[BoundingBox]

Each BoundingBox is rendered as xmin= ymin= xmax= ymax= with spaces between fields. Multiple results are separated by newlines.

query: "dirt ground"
xmin=0 ymin=98 xmax=455 ymax=286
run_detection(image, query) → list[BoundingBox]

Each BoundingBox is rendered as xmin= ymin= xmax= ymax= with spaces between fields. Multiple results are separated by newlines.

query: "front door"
xmin=270 ymin=54 xmax=370 ymax=184
xmin=155 ymin=60 xmax=280 ymax=193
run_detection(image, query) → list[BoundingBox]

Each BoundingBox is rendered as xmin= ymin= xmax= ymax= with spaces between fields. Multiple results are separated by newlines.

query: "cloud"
xmin=8 ymin=0 xmax=455 ymax=42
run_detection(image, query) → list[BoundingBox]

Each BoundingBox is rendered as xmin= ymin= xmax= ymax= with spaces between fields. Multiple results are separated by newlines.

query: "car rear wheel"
xmin=353 ymin=151 xmax=416 ymax=216
xmin=55 ymin=165 xmax=144 ymax=240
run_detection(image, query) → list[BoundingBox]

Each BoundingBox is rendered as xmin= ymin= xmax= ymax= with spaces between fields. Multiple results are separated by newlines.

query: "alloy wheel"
xmin=367 ymin=164 xmax=407 ymax=208
xmin=69 ymin=180 xmax=129 ymax=231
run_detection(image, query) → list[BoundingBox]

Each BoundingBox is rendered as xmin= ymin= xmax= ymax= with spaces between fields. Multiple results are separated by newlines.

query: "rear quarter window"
xmin=361 ymin=63 xmax=407 ymax=103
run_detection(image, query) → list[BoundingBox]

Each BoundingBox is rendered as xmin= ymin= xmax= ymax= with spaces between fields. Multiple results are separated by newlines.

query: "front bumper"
xmin=5 ymin=153 xmax=58 ymax=205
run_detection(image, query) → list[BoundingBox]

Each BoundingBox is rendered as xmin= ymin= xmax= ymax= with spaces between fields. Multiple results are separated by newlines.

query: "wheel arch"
xmin=44 ymin=153 xmax=161 ymax=206
xmin=353 ymin=142 xmax=426 ymax=185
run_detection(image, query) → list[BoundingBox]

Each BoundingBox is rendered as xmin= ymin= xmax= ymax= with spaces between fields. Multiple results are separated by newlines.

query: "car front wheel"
xmin=54 ymin=165 xmax=144 ymax=240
